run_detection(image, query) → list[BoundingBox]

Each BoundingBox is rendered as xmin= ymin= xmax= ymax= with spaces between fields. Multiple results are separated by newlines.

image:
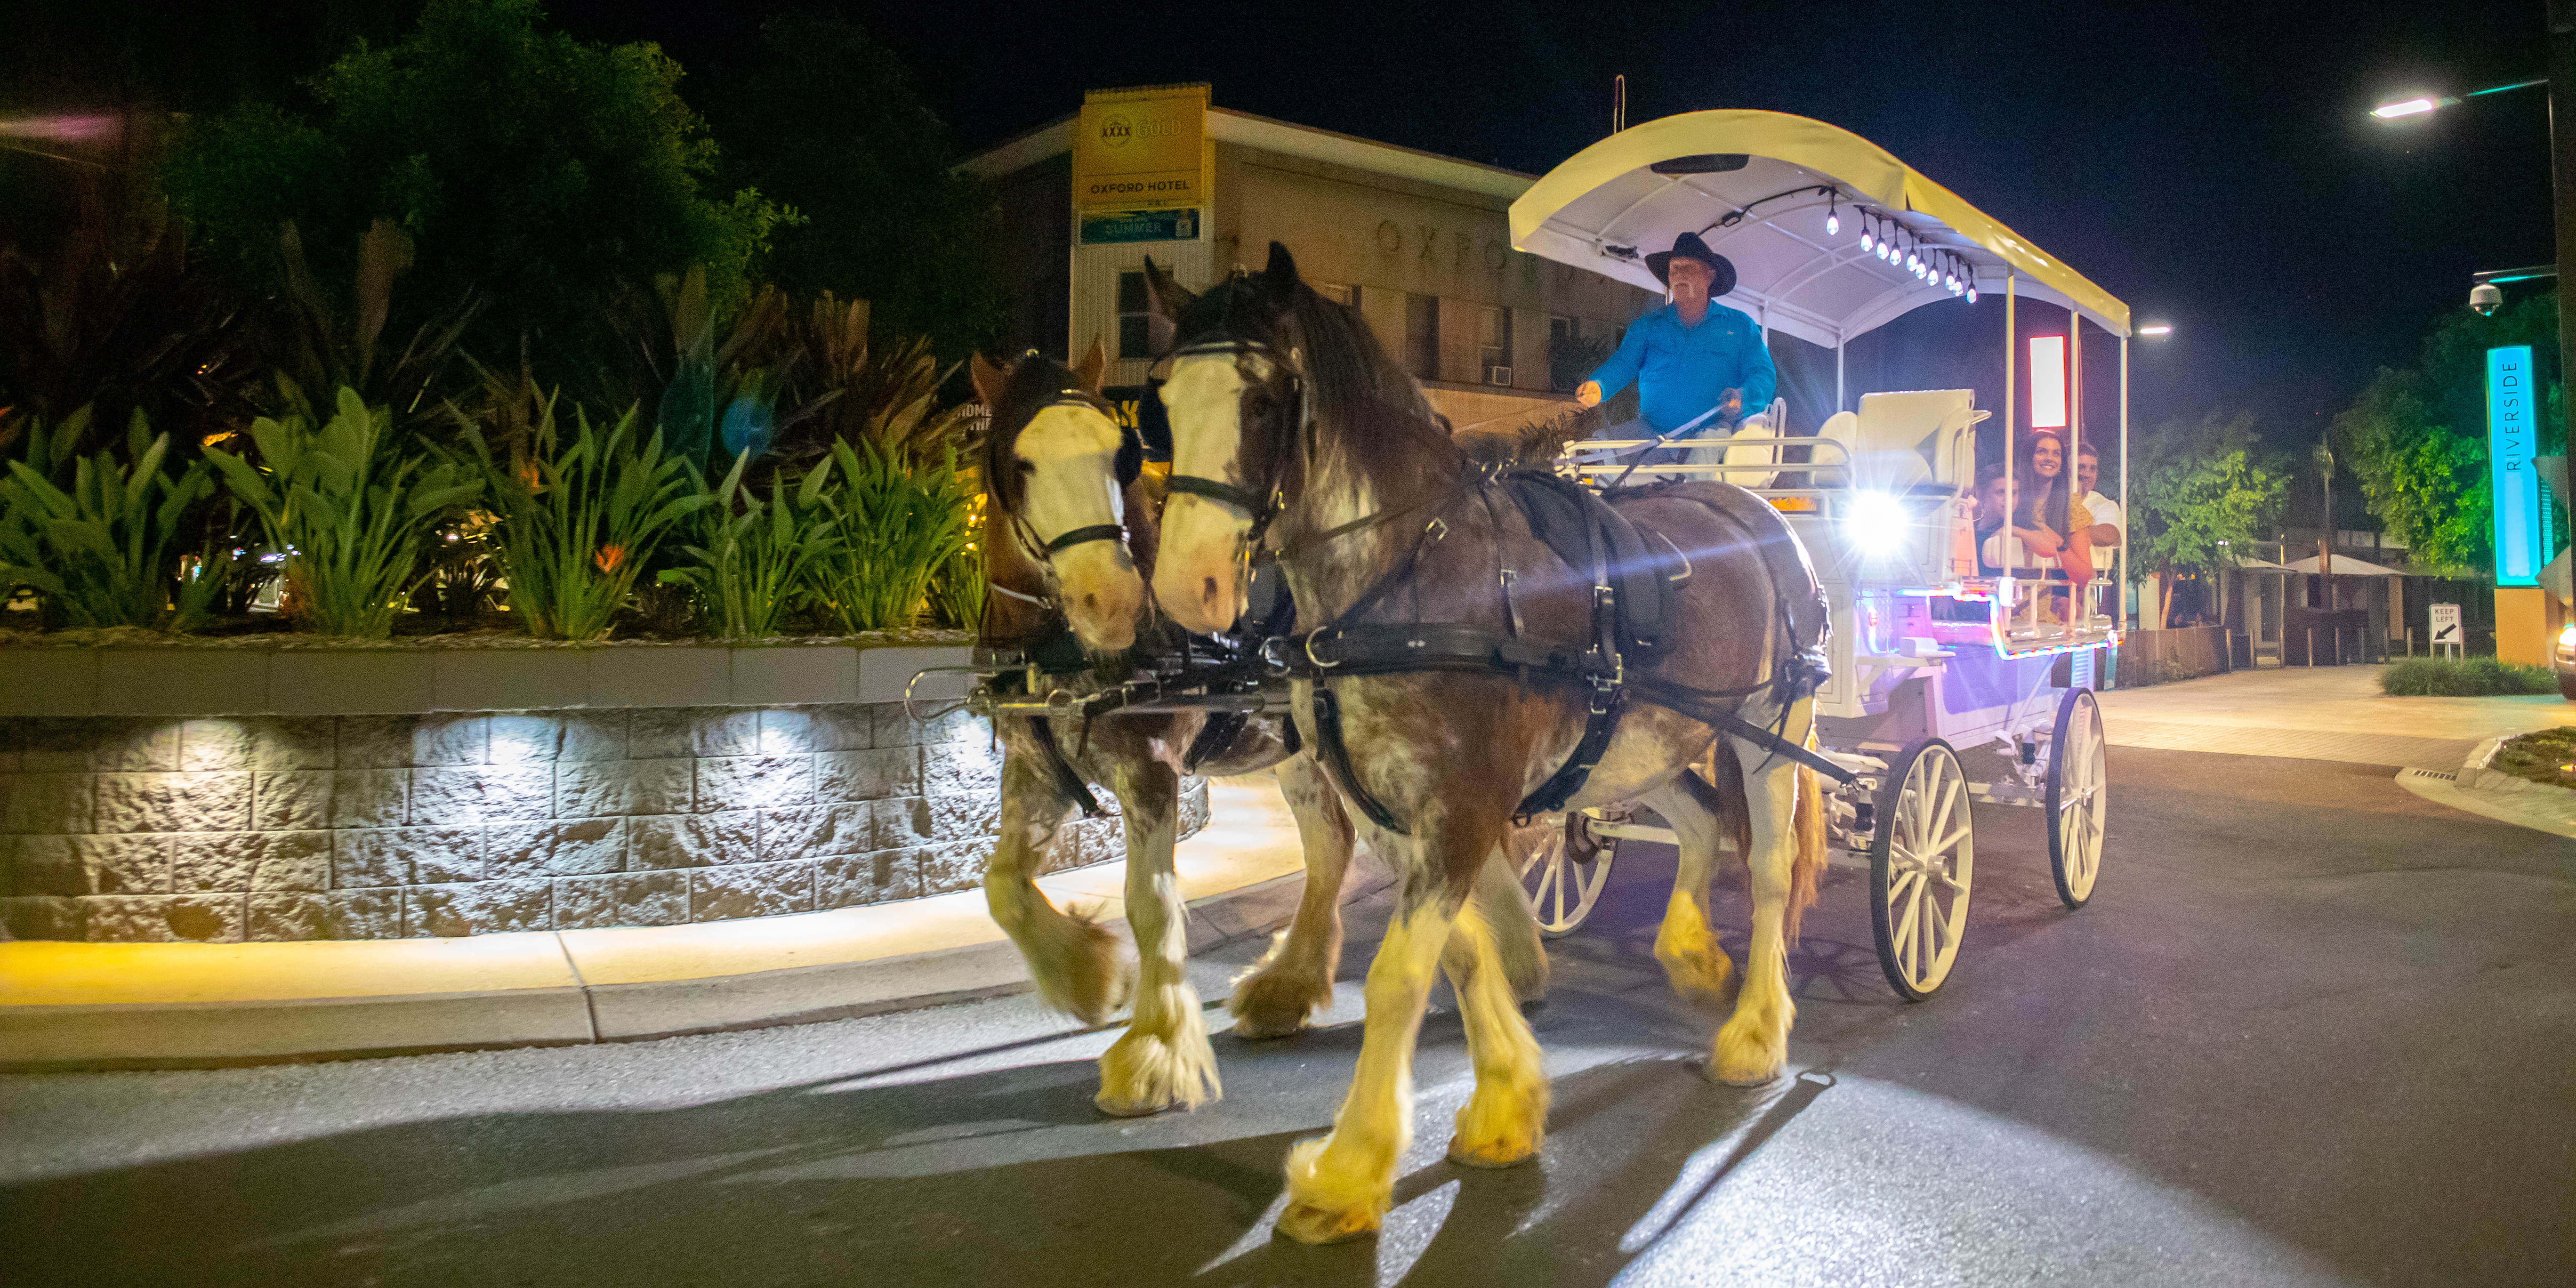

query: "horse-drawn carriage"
xmin=950 ymin=108 xmax=2131 ymax=1242
xmin=1503 ymin=110 xmax=2123 ymax=998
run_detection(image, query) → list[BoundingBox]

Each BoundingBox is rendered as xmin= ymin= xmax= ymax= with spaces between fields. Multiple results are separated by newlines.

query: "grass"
xmin=2379 ymin=655 xmax=2557 ymax=697
xmin=463 ymin=399 xmax=709 ymax=640
xmin=2489 ymin=726 xmax=2576 ymax=790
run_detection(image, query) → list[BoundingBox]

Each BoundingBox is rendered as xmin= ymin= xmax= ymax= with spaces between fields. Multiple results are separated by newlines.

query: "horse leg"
xmin=1440 ymin=887 xmax=1550 ymax=1167
xmin=1471 ymin=842 xmax=1550 ymax=1003
xmin=1095 ymin=761 xmax=1221 ymax=1115
xmin=1228 ymin=752 xmax=1353 ymax=1039
xmin=985 ymin=749 xmax=1131 ymax=1025
xmin=1275 ymin=847 xmax=1481 ymax=1245
xmin=1644 ymin=773 xmax=1736 ymax=1008
xmin=1711 ymin=698 xmax=1825 ymax=1086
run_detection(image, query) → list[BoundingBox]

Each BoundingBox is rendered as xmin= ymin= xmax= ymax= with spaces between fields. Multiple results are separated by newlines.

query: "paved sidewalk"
xmin=2098 ymin=664 xmax=2569 ymax=770
xmin=0 ymin=775 xmax=1366 ymax=1071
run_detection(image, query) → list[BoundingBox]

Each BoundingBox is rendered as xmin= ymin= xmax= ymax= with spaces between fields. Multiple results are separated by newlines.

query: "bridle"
xmin=999 ymin=388 xmax=1144 ymax=573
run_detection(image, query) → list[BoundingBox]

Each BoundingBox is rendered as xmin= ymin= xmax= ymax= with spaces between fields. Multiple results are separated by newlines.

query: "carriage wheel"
xmin=1868 ymin=739 xmax=1976 ymax=1000
xmin=2045 ymin=688 xmax=2108 ymax=909
xmin=1516 ymin=812 xmax=1617 ymax=938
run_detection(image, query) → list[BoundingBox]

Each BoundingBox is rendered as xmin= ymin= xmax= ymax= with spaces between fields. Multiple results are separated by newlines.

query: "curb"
xmin=0 ymin=868 xmax=1387 ymax=1073
xmin=2390 ymin=736 xmax=2576 ymax=840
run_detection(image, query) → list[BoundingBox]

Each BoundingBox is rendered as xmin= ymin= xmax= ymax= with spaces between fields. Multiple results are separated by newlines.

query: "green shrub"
xmin=2379 ymin=655 xmax=2556 ymax=697
xmin=929 ymin=543 xmax=985 ymax=630
xmin=207 ymin=387 xmax=482 ymax=636
xmin=0 ymin=408 xmax=228 ymax=630
xmin=658 ymin=452 xmax=840 ymax=638
xmin=464 ymin=398 xmax=709 ymax=640
xmin=2490 ymin=726 xmax=2576 ymax=789
xmin=803 ymin=439 xmax=971 ymax=632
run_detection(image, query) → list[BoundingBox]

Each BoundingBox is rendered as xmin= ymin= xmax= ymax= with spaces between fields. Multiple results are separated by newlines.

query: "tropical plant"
xmin=0 ymin=210 xmax=265 ymax=459
xmin=765 ymin=294 xmax=976 ymax=467
xmin=803 ymin=438 xmax=973 ymax=632
xmin=929 ymin=542 xmax=986 ymax=630
xmin=463 ymin=397 xmax=710 ymax=640
xmin=205 ymin=386 xmax=481 ymax=636
xmin=264 ymin=218 xmax=483 ymax=434
xmin=0 ymin=407 xmax=227 ymax=630
xmin=2336 ymin=367 xmax=2492 ymax=574
xmin=658 ymin=453 xmax=841 ymax=638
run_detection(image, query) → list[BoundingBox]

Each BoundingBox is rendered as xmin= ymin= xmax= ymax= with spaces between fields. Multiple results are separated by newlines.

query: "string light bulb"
xmin=1860 ymin=215 xmax=1875 ymax=252
xmin=1825 ymin=191 xmax=1840 ymax=237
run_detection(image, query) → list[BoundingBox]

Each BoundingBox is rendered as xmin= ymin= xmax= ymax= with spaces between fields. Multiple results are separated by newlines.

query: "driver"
xmin=1574 ymin=232 xmax=1777 ymax=444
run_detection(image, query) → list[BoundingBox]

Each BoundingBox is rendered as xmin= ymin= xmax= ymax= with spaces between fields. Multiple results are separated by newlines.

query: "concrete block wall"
xmin=0 ymin=705 xmax=1208 ymax=942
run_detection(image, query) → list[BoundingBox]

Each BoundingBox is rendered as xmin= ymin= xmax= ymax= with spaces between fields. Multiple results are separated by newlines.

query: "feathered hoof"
xmin=1654 ymin=942 xmax=1736 ymax=1009
xmin=1274 ymin=1200 xmax=1381 ymax=1245
xmin=1707 ymin=1023 xmax=1787 ymax=1087
xmin=1030 ymin=916 xmax=1132 ymax=1025
xmin=1226 ymin=968 xmax=1331 ymax=1039
xmin=1445 ymin=1131 xmax=1542 ymax=1169
xmin=1093 ymin=1027 xmax=1220 ymax=1117
xmin=1275 ymin=1137 xmax=1387 ymax=1245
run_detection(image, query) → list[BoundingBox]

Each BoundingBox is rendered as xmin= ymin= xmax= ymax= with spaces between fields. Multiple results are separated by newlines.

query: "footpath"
xmin=2097 ymin=664 xmax=2576 ymax=838
xmin=0 ymin=775 xmax=1377 ymax=1071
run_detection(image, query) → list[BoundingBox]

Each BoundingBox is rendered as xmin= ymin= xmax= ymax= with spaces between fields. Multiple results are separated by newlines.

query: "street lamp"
xmin=2136 ymin=323 xmax=2174 ymax=337
xmin=2368 ymin=79 xmax=2546 ymax=120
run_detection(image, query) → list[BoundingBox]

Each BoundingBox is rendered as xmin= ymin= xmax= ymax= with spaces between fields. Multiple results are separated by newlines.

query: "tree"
xmin=2336 ymin=290 xmax=2564 ymax=576
xmin=163 ymin=0 xmax=783 ymax=394
xmin=703 ymin=13 xmax=1002 ymax=362
xmin=2131 ymin=443 xmax=2285 ymax=628
xmin=2335 ymin=367 xmax=2490 ymax=574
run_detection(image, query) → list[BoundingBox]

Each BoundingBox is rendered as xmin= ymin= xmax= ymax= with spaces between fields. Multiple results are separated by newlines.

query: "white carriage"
xmin=1504 ymin=111 xmax=2124 ymax=998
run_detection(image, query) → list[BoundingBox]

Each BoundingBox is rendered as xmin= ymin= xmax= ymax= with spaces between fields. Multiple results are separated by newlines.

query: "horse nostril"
xmin=1081 ymin=593 xmax=1098 ymax=612
xmin=1201 ymin=576 xmax=1219 ymax=603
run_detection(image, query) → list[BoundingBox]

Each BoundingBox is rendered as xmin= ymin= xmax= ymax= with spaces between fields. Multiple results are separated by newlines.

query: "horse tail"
xmin=1784 ymin=731 xmax=1828 ymax=947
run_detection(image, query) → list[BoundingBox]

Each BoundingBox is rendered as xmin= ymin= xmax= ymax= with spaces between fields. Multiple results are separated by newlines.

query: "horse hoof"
xmin=1275 ymin=1201 xmax=1379 ymax=1245
xmin=1445 ymin=1134 xmax=1541 ymax=1169
xmin=1227 ymin=972 xmax=1328 ymax=1039
xmin=1704 ymin=1054 xmax=1784 ymax=1087
xmin=1094 ymin=1089 xmax=1173 ymax=1118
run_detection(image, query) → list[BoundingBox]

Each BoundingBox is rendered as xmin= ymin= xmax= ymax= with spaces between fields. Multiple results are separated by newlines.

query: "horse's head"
xmin=1145 ymin=243 xmax=1311 ymax=634
xmin=972 ymin=341 xmax=1148 ymax=653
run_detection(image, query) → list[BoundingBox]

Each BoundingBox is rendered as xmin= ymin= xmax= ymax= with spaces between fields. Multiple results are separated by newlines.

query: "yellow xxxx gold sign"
xmin=1076 ymin=84 xmax=1209 ymax=213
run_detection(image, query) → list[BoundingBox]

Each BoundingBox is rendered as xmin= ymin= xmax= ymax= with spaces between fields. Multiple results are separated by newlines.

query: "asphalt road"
xmin=4 ymin=747 xmax=2572 ymax=1287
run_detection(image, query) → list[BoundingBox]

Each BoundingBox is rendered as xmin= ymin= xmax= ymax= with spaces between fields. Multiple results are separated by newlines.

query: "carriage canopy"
xmin=1508 ymin=110 xmax=2129 ymax=350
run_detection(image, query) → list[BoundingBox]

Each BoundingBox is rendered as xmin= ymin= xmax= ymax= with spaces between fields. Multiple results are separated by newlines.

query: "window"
xmin=1405 ymin=292 xmax=1440 ymax=381
xmin=1117 ymin=271 xmax=1152 ymax=359
xmin=1479 ymin=306 xmax=1512 ymax=385
xmin=1549 ymin=315 xmax=1574 ymax=344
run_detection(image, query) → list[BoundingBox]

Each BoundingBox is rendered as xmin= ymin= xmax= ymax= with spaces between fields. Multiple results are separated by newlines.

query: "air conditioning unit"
xmin=1485 ymin=365 xmax=1513 ymax=386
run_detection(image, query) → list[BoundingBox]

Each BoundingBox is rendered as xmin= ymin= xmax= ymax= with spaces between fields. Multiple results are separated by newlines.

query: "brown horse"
xmin=967 ymin=346 xmax=1542 ymax=1116
xmin=1131 ymin=246 xmax=1829 ymax=1242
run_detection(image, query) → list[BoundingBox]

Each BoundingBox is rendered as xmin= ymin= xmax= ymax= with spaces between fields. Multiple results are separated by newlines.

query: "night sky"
xmin=548 ymin=0 xmax=2553 ymax=458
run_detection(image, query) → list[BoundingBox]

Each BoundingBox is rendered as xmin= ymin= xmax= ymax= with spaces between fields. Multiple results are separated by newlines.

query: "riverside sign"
xmin=2488 ymin=345 xmax=2544 ymax=587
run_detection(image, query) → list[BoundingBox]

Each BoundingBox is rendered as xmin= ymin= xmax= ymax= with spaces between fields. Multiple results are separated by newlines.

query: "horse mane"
xmin=1455 ymin=405 xmax=1602 ymax=467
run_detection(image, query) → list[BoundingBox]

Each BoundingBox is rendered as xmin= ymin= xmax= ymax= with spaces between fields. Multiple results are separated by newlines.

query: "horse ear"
xmin=1072 ymin=338 xmax=1108 ymax=393
xmin=1264 ymin=242 xmax=1299 ymax=294
xmin=969 ymin=352 xmax=1007 ymax=408
xmin=1140 ymin=257 xmax=1196 ymax=321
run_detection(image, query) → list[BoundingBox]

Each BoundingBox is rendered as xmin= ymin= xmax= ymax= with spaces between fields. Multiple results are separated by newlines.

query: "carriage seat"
xmin=1852 ymin=390 xmax=1981 ymax=494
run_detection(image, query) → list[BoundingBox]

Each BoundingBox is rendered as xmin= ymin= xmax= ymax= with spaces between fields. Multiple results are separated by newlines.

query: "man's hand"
xmin=1718 ymin=387 xmax=1743 ymax=421
xmin=1575 ymin=380 xmax=1602 ymax=409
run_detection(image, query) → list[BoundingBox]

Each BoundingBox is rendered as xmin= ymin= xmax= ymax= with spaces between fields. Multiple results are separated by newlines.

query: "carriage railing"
xmin=1560 ymin=436 xmax=2118 ymax=656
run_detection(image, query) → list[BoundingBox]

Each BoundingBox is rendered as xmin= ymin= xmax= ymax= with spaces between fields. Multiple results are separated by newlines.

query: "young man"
xmin=2076 ymin=444 xmax=2123 ymax=616
xmin=1574 ymin=232 xmax=1776 ymax=444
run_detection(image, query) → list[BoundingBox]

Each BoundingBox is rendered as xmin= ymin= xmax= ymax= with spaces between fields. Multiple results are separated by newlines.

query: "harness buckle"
xmin=1425 ymin=516 xmax=1448 ymax=541
xmin=1304 ymin=627 xmax=1345 ymax=670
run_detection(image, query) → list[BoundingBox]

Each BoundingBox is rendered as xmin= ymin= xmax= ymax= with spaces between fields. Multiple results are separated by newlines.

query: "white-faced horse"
xmin=1132 ymin=246 xmax=1831 ymax=1242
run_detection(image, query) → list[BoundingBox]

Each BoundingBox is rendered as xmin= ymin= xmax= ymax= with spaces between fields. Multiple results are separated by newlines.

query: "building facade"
xmin=964 ymin=88 xmax=1662 ymax=431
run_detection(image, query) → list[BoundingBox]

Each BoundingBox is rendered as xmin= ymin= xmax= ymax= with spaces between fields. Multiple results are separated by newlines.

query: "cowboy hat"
xmin=1645 ymin=232 xmax=1736 ymax=295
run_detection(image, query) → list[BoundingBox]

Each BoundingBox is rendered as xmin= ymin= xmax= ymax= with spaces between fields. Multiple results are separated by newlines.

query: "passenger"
xmin=2075 ymin=444 xmax=2123 ymax=617
xmin=2016 ymin=431 xmax=2090 ymax=585
xmin=1574 ymin=232 xmax=1777 ymax=459
xmin=1974 ymin=461 xmax=2064 ymax=579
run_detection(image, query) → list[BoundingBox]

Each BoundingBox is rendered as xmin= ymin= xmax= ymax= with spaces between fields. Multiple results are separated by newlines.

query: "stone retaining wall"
xmin=0 ymin=704 xmax=1206 ymax=942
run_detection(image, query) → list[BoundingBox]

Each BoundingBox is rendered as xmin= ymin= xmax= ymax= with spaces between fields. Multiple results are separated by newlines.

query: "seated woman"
xmin=2016 ymin=430 xmax=2092 ymax=586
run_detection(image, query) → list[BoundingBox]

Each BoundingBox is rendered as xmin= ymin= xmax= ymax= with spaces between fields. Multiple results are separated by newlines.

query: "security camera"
xmin=2470 ymin=282 xmax=2504 ymax=316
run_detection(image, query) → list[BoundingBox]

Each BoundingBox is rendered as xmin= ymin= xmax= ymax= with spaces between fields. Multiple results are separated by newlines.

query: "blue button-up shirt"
xmin=1586 ymin=301 xmax=1778 ymax=435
